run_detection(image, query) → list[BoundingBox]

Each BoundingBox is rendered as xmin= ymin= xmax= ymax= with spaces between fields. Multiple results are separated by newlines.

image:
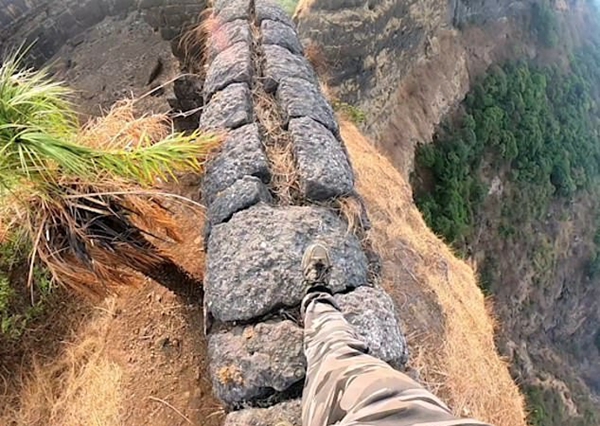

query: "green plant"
xmin=276 ymin=0 xmax=299 ymax=15
xmin=0 ymin=50 xmax=219 ymax=297
xmin=414 ymin=50 xmax=600 ymax=246
xmin=0 ymin=275 xmax=13 ymax=315
xmin=0 ymin=230 xmax=53 ymax=340
xmin=586 ymin=252 xmax=600 ymax=279
xmin=531 ymin=0 xmax=560 ymax=47
xmin=333 ymin=101 xmax=367 ymax=124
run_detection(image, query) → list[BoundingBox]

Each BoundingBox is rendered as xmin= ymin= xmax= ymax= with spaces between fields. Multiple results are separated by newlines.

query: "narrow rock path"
xmin=196 ymin=1 xmax=409 ymax=423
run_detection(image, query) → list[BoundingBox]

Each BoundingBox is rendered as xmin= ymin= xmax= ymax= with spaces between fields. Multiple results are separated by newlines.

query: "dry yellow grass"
xmin=340 ymin=119 xmax=527 ymax=426
xmin=1 ymin=203 xmax=220 ymax=426
xmin=1 ymin=301 xmax=123 ymax=426
xmin=293 ymin=0 xmax=317 ymax=19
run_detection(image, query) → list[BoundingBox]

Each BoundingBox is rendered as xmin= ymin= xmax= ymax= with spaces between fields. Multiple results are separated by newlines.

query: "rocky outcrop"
xmin=192 ymin=1 xmax=409 ymax=422
xmin=449 ymin=0 xmax=529 ymax=27
xmin=294 ymin=0 xmax=470 ymax=176
xmin=295 ymin=0 xmax=427 ymax=113
xmin=0 ymin=0 xmax=206 ymax=65
xmin=294 ymin=0 xmax=519 ymax=175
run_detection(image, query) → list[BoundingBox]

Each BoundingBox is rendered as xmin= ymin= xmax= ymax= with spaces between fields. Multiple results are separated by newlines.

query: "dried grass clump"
xmin=340 ymin=119 xmax=527 ymax=426
xmin=293 ymin=0 xmax=317 ymax=19
xmin=179 ymin=8 xmax=215 ymax=71
xmin=304 ymin=41 xmax=329 ymax=81
xmin=1 ymin=300 xmax=123 ymax=425
xmin=252 ymin=81 xmax=300 ymax=205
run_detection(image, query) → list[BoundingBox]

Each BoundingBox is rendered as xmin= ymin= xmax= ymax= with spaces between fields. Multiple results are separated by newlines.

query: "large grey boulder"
xmin=263 ymin=45 xmax=316 ymax=92
xmin=277 ymin=77 xmax=338 ymax=136
xmin=261 ymin=19 xmax=303 ymax=55
xmin=202 ymin=124 xmax=271 ymax=205
xmin=199 ymin=83 xmax=252 ymax=130
xmin=289 ymin=117 xmax=354 ymax=201
xmin=335 ymin=286 xmax=409 ymax=368
xmin=205 ymin=204 xmax=369 ymax=322
xmin=209 ymin=321 xmax=305 ymax=406
xmin=223 ymin=399 xmax=302 ymax=426
xmin=204 ymin=42 xmax=253 ymax=100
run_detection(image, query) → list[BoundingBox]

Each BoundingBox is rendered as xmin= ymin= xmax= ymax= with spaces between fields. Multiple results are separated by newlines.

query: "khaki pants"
xmin=301 ymin=292 xmax=491 ymax=426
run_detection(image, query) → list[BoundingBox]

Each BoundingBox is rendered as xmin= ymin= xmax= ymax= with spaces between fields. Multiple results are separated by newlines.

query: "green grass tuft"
xmin=333 ymin=101 xmax=367 ymax=125
xmin=275 ymin=0 xmax=299 ymax=15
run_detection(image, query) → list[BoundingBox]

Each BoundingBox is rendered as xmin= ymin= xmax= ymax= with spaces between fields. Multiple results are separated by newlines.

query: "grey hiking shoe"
xmin=302 ymin=242 xmax=332 ymax=291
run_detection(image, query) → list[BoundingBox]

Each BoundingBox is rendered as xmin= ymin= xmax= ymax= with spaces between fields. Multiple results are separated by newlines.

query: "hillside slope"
xmin=342 ymin=120 xmax=526 ymax=425
xmin=0 ymin=1 xmax=538 ymax=425
xmin=297 ymin=0 xmax=600 ymax=424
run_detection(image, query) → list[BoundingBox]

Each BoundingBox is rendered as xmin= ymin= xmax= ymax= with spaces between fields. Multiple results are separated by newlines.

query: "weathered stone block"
xmin=261 ymin=19 xmax=303 ymax=55
xmin=204 ymin=42 xmax=253 ymax=100
xmin=206 ymin=204 xmax=368 ymax=322
xmin=255 ymin=0 xmax=294 ymax=27
xmin=208 ymin=176 xmax=272 ymax=227
xmin=199 ymin=83 xmax=252 ymax=130
xmin=214 ymin=0 xmax=251 ymax=23
xmin=209 ymin=321 xmax=305 ymax=406
xmin=223 ymin=399 xmax=301 ymax=426
xmin=277 ymin=77 xmax=338 ymax=136
xmin=289 ymin=117 xmax=353 ymax=201
xmin=202 ymin=123 xmax=270 ymax=205
xmin=335 ymin=286 xmax=409 ymax=367
xmin=263 ymin=44 xmax=316 ymax=92
xmin=207 ymin=19 xmax=252 ymax=62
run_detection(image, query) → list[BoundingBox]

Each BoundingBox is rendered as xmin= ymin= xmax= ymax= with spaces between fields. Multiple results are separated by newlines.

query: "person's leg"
xmin=300 ymin=244 xmax=490 ymax=426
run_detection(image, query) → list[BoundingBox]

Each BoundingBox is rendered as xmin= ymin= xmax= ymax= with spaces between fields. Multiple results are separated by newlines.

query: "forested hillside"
xmin=412 ymin=30 xmax=600 ymax=426
xmin=414 ymin=44 xmax=600 ymax=250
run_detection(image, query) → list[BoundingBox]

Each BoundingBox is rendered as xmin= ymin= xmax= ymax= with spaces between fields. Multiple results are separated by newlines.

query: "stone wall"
xmin=193 ymin=1 xmax=409 ymax=423
xmin=0 ymin=0 xmax=206 ymax=65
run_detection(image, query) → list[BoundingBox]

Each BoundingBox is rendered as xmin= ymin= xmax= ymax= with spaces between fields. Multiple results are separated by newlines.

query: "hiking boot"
xmin=302 ymin=242 xmax=332 ymax=292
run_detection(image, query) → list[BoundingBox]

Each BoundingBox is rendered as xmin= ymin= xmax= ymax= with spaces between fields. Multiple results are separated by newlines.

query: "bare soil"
xmin=0 ymin=204 xmax=223 ymax=426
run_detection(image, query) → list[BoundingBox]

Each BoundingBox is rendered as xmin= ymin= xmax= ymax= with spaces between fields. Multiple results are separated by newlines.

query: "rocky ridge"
xmin=195 ymin=1 xmax=408 ymax=422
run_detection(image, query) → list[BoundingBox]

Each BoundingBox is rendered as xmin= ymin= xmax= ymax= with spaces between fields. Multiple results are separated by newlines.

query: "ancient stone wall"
xmin=195 ymin=1 xmax=408 ymax=423
xmin=0 ymin=0 xmax=206 ymax=65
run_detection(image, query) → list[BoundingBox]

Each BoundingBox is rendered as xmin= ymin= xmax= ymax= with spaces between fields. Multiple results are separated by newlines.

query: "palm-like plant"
xmin=0 ymin=51 xmax=219 ymax=299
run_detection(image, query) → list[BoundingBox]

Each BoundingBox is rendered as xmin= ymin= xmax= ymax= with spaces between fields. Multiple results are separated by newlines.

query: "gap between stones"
xmin=248 ymin=0 xmax=301 ymax=205
xmin=230 ymin=379 xmax=304 ymax=411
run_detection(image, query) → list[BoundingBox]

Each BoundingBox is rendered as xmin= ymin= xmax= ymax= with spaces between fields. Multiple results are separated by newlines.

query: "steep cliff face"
xmin=0 ymin=0 xmax=205 ymax=65
xmin=297 ymin=0 xmax=599 ymax=423
xmin=296 ymin=0 xmax=522 ymax=175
